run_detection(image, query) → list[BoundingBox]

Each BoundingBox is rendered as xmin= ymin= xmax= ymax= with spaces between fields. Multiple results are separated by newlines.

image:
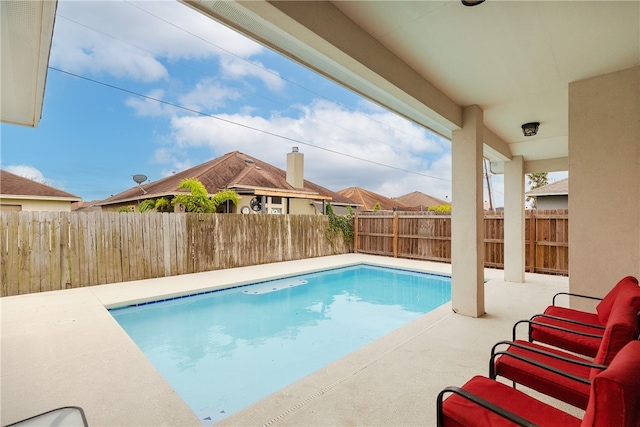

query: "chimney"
xmin=286 ymin=146 xmax=304 ymax=189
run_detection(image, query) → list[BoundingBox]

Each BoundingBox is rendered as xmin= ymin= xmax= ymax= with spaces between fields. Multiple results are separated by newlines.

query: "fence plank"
xmin=43 ymin=212 xmax=58 ymax=292
xmin=59 ymin=212 xmax=71 ymax=290
xmin=1 ymin=213 xmax=20 ymax=296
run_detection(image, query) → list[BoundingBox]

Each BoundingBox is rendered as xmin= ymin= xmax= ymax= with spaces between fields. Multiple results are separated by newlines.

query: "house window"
xmin=271 ymin=196 xmax=282 ymax=204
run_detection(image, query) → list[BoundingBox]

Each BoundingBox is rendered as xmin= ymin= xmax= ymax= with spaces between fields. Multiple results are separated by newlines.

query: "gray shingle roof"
xmin=526 ymin=178 xmax=569 ymax=196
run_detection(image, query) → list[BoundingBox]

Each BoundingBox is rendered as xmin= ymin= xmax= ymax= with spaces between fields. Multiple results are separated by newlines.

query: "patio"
xmin=1 ymin=254 xmax=583 ymax=426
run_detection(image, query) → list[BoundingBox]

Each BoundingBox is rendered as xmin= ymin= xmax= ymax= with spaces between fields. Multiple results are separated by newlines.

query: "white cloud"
xmin=178 ymin=79 xmax=242 ymax=112
xmin=51 ymin=0 xmax=265 ymax=82
xmin=4 ymin=165 xmax=55 ymax=186
xmin=163 ymin=99 xmax=452 ymax=197
xmin=219 ymin=56 xmax=285 ymax=92
xmin=126 ymin=89 xmax=176 ymax=117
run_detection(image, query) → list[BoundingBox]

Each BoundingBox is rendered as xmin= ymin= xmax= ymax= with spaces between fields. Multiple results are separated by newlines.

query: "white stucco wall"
xmin=288 ymin=198 xmax=317 ymax=215
xmin=0 ymin=197 xmax=74 ymax=212
xmin=568 ymin=66 xmax=640 ymax=308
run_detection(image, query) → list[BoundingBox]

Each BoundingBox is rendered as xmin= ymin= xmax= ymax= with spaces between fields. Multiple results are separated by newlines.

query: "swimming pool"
xmin=110 ymin=264 xmax=451 ymax=424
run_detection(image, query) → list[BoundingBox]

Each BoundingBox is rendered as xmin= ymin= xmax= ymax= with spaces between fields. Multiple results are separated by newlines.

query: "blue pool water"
xmin=110 ymin=264 xmax=451 ymax=424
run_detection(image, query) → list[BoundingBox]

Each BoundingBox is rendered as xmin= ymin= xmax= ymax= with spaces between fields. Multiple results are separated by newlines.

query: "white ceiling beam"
xmin=490 ymin=157 xmax=568 ymax=175
xmin=483 ymin=127 xmax=512 ymax=162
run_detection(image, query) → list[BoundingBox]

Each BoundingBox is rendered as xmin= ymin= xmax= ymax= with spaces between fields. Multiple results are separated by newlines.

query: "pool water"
xmin=110 ymin=264 xmax=451 ymax=424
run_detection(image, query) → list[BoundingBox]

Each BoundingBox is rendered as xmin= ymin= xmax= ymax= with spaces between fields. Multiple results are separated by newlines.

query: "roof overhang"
xmin=232 ymin=185 xmax=333 ymax=201
xmin=1 ymin=0 xmax=57 ymax=127
xmin=0 ymin=194 xmax=81 ymax=203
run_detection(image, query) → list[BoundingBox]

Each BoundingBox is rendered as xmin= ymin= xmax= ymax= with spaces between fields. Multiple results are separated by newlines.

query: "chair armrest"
xmin=437 ymin=386 xmax=539 ymax=427
xmin=530 ymin=313 xmax=605 ymax=330
xmin=552 ymin=292 xmax=602 ymax=306
xmin=512 ymin=318 xmax=604 ymax=342
xmin=489 ymin=340 xmax=607 ymax=380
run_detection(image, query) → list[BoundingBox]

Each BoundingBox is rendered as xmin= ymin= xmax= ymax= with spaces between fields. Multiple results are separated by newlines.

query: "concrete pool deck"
xmin=1 ymin=254 xmax=582 ymax=426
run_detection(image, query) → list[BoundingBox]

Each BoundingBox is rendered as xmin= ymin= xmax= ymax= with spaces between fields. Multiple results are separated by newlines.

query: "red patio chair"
xmin=540 ymin=275 xmax=638 ymax=326
xmin=490 ymin=304 xmax=639 ymax=409
xmin=516 ymin=276 xmax=640 ymax=357
xmin=436 ymin=340 xmax=640 ymax=427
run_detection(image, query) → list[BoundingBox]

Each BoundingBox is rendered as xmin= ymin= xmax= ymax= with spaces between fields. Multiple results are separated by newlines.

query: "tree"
xmin=210 ymin=189 xmax=240 ymax=210
xmin=138 ymin=197 xmax=173 ymax=213
xmin=427 ymin=204 xmax=451 ymax=213
xmin=372 ymin=202 xmax=381 ymax=212
xmin=527 ymin=172 xmax=549 ymax=209
xmin=171 ymin=178 xmax=239 ymax=213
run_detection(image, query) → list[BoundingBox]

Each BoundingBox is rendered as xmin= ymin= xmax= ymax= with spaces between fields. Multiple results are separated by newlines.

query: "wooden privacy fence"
xmin=0 ymin=212 xmax=350 ymax=297
xmin=354 ymin=209 xmax=569 ymax=275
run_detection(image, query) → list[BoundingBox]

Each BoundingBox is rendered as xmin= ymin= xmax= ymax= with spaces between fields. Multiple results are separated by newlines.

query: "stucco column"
xmin=451 ymin=105 xmax=485 ymax=317
xmin=569 ymin=66 xmax=640 ymax=308
xmin=503 ymin=156 xmax=525 ymax=282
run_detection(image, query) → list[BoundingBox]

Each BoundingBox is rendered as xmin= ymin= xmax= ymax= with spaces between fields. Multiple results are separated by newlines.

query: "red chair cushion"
xmin=494 ymin=340 xmax=592 ymax=409
xmin=530 ymin=316 xmax=603 ymax=357
xmin=590 ymin=304 xmax=640 ymax=378
xmin=581 ymin=341 xmax=640 ymax=427
xmin=593 ymin=304 xmax=640 ymax=365
xmin=596 ymin=276 xmax=639 ymax=324
xmin=543 ymin=305 xmax=601 ymax=326
xmin=614 ymin=284 xmax=640 ymax=314
xmin=441 ymin=376 xmax=581 ymax=427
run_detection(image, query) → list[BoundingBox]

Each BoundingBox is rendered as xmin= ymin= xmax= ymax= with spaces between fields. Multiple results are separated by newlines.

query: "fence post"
xmin=353 ymin=213 xmax=359 ymax=253
xmin=528 ymin=210 xmax=536 ymax=273
xmin=392 ymin=212 xmax=399 ymax=258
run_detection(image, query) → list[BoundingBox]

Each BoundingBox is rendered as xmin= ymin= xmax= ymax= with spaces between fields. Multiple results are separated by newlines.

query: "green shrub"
xmin=326 ymin=203 xmax=354 ymax=243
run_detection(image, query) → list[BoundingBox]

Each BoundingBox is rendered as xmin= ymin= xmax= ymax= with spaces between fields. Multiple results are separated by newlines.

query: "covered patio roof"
xmin=182 ymin=1 xmax=638 ymax=169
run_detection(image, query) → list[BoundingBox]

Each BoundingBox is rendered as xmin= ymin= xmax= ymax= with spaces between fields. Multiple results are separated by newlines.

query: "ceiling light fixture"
xmin=461 ymin=0 xmax=485 ymax=6
xmin=522 ymin=122 xmax=540 ymax=137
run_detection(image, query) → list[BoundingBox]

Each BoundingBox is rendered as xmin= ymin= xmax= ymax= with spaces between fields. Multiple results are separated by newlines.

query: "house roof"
xmin=526 ymin=178 xmax=569 ymax=197
xmin=393 ymin=191 xmax=449 ymax=208
xmin=98 ymin=151 xmax=355 ymax=206
xmin=337 ymin=187 xmax=409 ymax=211
xmin=0 ymin=170 xmax=81 ymax=201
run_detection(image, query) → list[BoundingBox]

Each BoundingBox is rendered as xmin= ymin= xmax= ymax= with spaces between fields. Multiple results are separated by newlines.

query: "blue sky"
xmin=1 ymin=0 xmax=565 ymax=207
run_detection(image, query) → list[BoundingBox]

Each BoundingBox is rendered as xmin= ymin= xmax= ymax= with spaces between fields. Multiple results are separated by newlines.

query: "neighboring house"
xmin=338 ymin=187 xmax=409 ymax=211
xmin=0 ymin=170 xmax=82 ymax=212
xmin=393 ymin=191 xmax=450 ymax=211
xmin=526 ymin=178 xmax=569 ymax=209
xmin=98 ymin=148 xmax=356 ymax=214
xmin=71 ymin=200 xmax=102 ymax=212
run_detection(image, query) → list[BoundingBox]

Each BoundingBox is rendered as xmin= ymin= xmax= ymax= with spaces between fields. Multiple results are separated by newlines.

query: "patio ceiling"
xmin=0 ymin=0 xmax=57 ymax=128
xmin=184 ymin=0 xmax=639 ymax=168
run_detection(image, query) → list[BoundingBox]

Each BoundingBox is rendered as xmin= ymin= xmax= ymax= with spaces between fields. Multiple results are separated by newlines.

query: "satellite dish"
xmin=133 ymin=174 xmax=147 ymax=184
xmin=133 ymin=174 xmax=148 ymax=195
